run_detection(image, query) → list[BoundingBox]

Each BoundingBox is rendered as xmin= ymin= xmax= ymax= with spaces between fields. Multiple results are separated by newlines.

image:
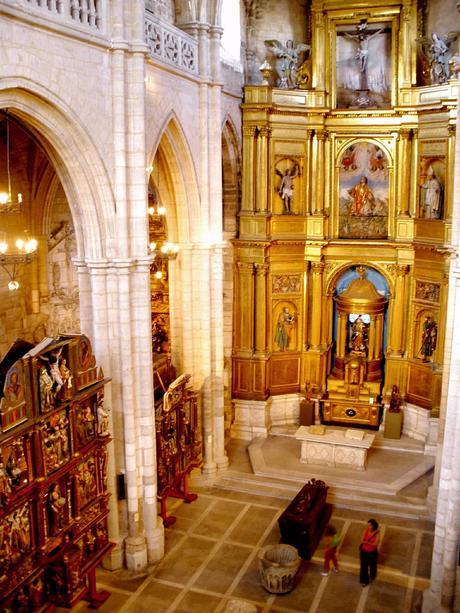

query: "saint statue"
xmin=348 ymin=176 xmax=375 ymax=216
xmin=276 ymin=164 xmax=299 ymax=213
xmin=389 ymin=385 xmax=402 ymax=413
xmin=420 ymin=316 xmax=437 ymax=361
xmin=417 ymin=32 xmax=459 ymax=85
xmin=349 ymin=315 xmax=368 ymax=353
xmin=421 ymin=166 xmax=442 ymax=219
xmin=275 ymin=307 xmax=295 ymax=351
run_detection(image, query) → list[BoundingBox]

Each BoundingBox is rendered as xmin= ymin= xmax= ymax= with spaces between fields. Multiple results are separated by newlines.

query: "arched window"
xmin=220 ymin=0 xmax=241 ymax=65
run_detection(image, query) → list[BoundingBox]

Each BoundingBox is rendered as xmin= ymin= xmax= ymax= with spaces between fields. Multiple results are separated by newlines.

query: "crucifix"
xmin=343 ymin=19 xmax=384 ymax=107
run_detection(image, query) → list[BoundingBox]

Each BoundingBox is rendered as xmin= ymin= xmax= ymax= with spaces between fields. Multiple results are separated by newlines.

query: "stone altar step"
xmin=214 ymin=470 xmax=432 ymax=520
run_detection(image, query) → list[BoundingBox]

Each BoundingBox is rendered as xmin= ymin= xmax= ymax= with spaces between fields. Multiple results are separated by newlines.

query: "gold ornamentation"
xmin=415 ymin=281 xmax=440 ymax=303
xmin=272 ymin=274 xmax=301 ymax=293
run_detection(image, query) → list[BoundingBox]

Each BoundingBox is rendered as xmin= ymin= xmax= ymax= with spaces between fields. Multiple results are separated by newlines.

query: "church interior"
xmin=0 ymin=0 xmax=459 ymax=611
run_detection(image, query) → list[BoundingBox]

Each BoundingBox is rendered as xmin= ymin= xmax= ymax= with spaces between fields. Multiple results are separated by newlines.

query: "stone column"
xmin=255 ymin=127 xmax=270 ymax=213
xmin=210 ymin=244 xmax=228 ymax=471
xmin=422 ymin=53 xmax=460 ymax=613
xmin=254 ymin=263 xmax=268 ymax=355
xmin=242 ymin=126 xmax=257 ymax=212
xmin=310 ymin=261 xmax=324 ymax=349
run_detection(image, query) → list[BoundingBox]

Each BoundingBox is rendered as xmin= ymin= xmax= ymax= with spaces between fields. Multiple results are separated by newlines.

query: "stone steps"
xmin=214 ymin=471 xmax=432 ymax=520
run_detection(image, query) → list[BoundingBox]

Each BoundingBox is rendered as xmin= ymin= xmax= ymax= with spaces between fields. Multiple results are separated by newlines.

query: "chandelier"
xmin=0 ymin=116 xmax=23 ymax=212
xmin=0 ymin=234 xmax=38 ymax=291
xmin=148 ymin=189 xmax=178 ymax=281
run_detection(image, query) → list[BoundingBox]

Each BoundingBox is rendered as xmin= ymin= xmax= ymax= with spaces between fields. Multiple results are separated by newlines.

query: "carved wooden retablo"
xmin=0 ymin=334 xmax=113 ymax=609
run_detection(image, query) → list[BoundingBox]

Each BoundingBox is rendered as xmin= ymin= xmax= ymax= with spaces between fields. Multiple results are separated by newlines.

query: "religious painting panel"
xmin=76 ymin=456 xmax=98 ymax=511
xmin=40 ymin=409 xmax=71 ymax=476
xmin=0 ymin=501 xmax=34 ymax=584
xmin=335 ymin=20 xmax=392 ymax=109
xmin=0 ymin=361 xmax=29 ymax=432
xmin=415 ymin=281 xmax=440 ymax=304
xmin=338 ymin=141 xmax=389 ymax=239
xmin=272 ymin=274 xmax=302 ymax=294
xmin=74 ymin=395 xmax=97 ymax=450
xmin=272 ymin=301 xmax=298 ymax=352
xmin=418 ymin=155 xmax=445 ymax=220
xmin=0 ymin=434 xmax=30 ymax=506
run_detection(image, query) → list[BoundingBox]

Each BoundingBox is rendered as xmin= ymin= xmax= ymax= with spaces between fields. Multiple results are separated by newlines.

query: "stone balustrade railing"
xmin=144 ymin=12 xmax=198 ymax=76
xmin=3 ymin=0 xmax=104 ymax=32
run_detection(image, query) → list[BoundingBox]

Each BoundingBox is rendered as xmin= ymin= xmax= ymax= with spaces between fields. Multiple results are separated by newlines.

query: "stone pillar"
xmin=254 ymin=263 xmax=268 ymax=354
xmin=242 ymin=126 xmax=257 ymax=212
xmin=423 ymin=53 xmax=460 ymax=613
xmin=255 ymin=127 xmax=270 ymax=213
xmin=210 ymin=244 xmax=228 ymax=471
xmin=310 ymin=262 xmax=324 ymax=349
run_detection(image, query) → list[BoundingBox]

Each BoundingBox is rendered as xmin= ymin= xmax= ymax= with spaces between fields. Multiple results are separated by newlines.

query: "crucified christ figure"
xmin=343 ymin=20 xmax=384 ymax=90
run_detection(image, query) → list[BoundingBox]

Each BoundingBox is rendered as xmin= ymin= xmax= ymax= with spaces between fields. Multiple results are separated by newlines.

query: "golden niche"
xmin=323 ymin=267 xmax=387 ymax=427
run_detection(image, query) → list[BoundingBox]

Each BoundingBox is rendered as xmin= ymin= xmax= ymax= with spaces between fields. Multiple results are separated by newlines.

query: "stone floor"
xmin=65 ymin=484 xmax=433 ymax=613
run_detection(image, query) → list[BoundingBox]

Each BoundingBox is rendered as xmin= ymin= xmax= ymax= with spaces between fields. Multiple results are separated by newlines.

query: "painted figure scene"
xmin=339 ymin=142 xmax=389 ymax=239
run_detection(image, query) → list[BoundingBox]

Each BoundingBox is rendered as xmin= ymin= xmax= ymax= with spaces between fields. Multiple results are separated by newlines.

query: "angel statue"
xmin=417 ymin=32 xmax=459 ymax=85
xmin=264 ymin=39 xmax=310 ymax=88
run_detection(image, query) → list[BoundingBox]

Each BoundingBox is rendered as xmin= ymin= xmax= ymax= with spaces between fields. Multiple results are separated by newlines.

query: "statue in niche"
xmin=0 ymin=462 xmax=11 ymax=506
xmin=420 ymin=166 xmax=443 ymax=219
xmin=264 ymin=40 xmax=310 ymax=88
xmin=417 ymin=32 xmax=459 ymax=85
xmin=349 ymin=316 xmax=368 ymax=354
xmin=48 ymin=483 xmax=66 ymax=536
xmin=420 ymin=316 xmax=437 ymax=361
xmin=275 ymin=307 xmax=295 ymax=351
xmin=275 ymin=163 xmax=299 ymax=214
xmin=348 ymin=176 xmax=375 ymax=216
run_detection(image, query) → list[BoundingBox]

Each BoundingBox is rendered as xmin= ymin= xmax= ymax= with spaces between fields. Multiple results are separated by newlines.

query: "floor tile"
xmin=193 ymin=542 xmax=252 ymax=593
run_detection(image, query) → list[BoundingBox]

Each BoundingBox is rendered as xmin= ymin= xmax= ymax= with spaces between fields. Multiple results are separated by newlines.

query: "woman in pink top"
xmin=359 ymin=518 xmax=380 ymax=586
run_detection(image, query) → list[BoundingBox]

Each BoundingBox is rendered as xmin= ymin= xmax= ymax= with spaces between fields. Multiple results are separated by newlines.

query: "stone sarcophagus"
xmin=0 ymin=335 xmax=113 ymax=610
xmin=278 ymin=479 xmax=332 ymax=560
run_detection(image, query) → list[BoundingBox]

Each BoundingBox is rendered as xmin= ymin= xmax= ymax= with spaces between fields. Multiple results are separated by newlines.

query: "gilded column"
xmin=235 ymin=261 xmax=255 ymax=353
xmin=375 ymin=313 xmax=384 ymax=358
xmin=241 ymin=126 xmax=257 ymax=212
xmin=400 ymin=1 xmax=414 ymax=89
xmin=311 ymin=0 xmax=326 ymax=91
xmin=336 ymin=312 xmax=347 ymax=359
xmin=368 ymin=317 xmax=377 ymax=360
xmin=409 ymin=128 xmax=419 ymax=218
xmin=390 ymin=265 xmax=409 ymax=355
xmin=305 ymin=129 xmax=314 ymax=215
xmin=254 ymin=263 xmax=268 ymax=354
xmin=255 ymin=127 xmax=270 ymax=213
xmin=314 ymin=130 xmax=327 ymax=215
xmin=310 ymin=261 xmax=324 ymax=349
xmin=445 ymin=124 xmax=456 ymax=221
xmin=398 ymin=129 xmax=412 ymax=217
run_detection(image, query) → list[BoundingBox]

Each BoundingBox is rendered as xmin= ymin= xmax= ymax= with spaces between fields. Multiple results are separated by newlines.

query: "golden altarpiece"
xmin=232 ymin=0 xmax=457 ymax=433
